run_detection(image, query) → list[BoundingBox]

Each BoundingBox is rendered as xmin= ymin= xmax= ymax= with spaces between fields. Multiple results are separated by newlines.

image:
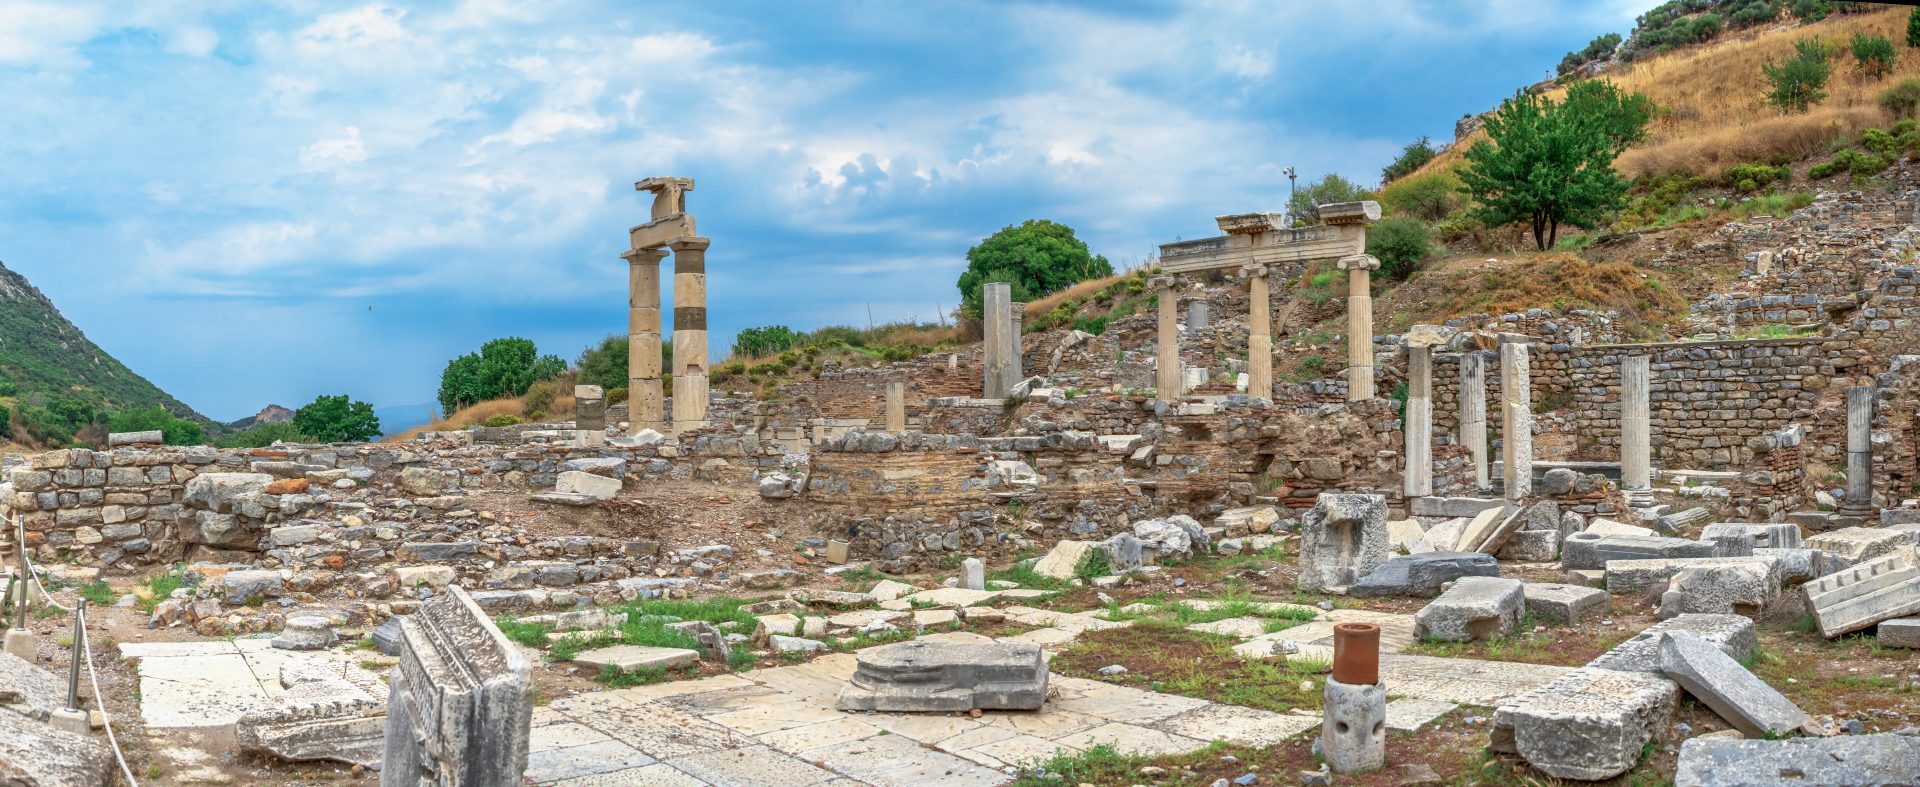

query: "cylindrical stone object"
xmin=1620 ymin=355 xmax=1651 ymax=491
xmin=1321 ymin=677 xmax=1386 ymax=774
xmin=1459 ymin=351 xmax=1489 ymax=493
xmin=1331 ymin=622 xmax=1379 ymax=685
xmin=1404 ymin=347 xmax=1432 ymax=498
xmin=670 ymin=237 xmax=711 ymax=429
xmin=1247 ymin=269 xmax=1273 ymax=400
xmin=1155 ymin=279 xmax=1180 ymax=402
xmin=623 ymin=248 xmax=666 ymax=434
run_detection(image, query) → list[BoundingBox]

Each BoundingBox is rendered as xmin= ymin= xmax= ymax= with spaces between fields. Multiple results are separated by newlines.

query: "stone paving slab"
xmin=1378 ymin=654 xmax=1574 ymax=706
xmin=1385 ymin=697 xmax=1459 ymax=732
xmin=122 ymin=637 xmax=356 ymax=728
xmin=1156 ymin=703 xmax=1321 ymax=746
xmin=1052 ymin=721 xmax=1209 ymax=756
xmin=666 ymin=744 xmax=840 ymax=786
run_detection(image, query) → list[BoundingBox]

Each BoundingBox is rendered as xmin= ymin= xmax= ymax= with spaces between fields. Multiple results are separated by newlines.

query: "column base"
xmin=3 ymin=629 xmax=32 ymax=661
xmin=49 ymin=708 xmax=88 ymax=736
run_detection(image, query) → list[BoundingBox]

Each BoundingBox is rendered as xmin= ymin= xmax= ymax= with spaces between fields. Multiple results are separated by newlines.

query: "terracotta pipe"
xmin=1331 ymin=621 xmax=1380 ymax=685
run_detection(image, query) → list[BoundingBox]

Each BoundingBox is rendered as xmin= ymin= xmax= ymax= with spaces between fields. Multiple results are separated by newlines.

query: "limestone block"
xmin=236 ymin=660 xmax=386 ymax=767
xmin=1032 ymin=541 xmax=1094 ymax=581
xmin=1321 ymin=677 xmax=1386 ymax=774
xmin=381 ymin=586 xmax=531 ymax=787
xmin=1807 ymin=526 xmax=1908 ymax=565
xmin=1879 ymin=616 xmax=1920 ymax=648
xmin=0 ymin=697 xmax=113 ymax=785
xmin=1800 ymin=545 xmax=1920 ymax=638
xmin=272 ymin=616 xmax=337 ymax=651
xmin=572 ymin=645 xmax=699 ymax=673
xmin=1605 ymin=555 xmax=1780 ymax=596
xmin=1521 ymin=500 xmax=1560 ymax=531
xmin=1452 ymin=506 xmax=1509 ymax=554
xmin=1413 ymin=576 xmax=1524 ymax=642
xmin=393 ymin=566 xmax=456 ymax=589
xmin=1673 ymin=733 xmax=1920 ymax=787
xmin=1562 ymin=532 xmax=1716 ymax=571
xmin=1407 ymin=518 xmax=1465 ymax=554
xmin=1217 ymin=506 xmax=1279 ymax=537
xmin=960 ymin=558 xmax=985 ymax=591
xmin=835 ymin=641 xmax=1047 ymax=712
xmin=1298 ymin=493 xmax=1389 ymax=594
xmin=1699 ymin=522 xmax=1801 ymax=550
xmin=554 ymin=471 xmax=620 ymax=501
xmin=1657 ymin=632 xmax=1807 ymax=738
xmin=182 ymin=472 xmax=273 ymax=513
xmin=1499 ymin=667 xmax=1678 ymax=781
xmin=754 ymin=614 xmax=801 ymax=643
xmin=1385 ymin=519 xmax=1426 ymax=553
xmin=1589 ymin=614 xmax=1757 ymax=674
xmin=1752 ymin=547 xmax=1821 ymax=584
xmin=1583 ymin=518 xmax=1655 ymax=537
xmin=1658 ymin=562 xmax=1777 ymax=618
xmin=1133 ymin=519 xmax=1195 ymax=562
xmin=1348 ymin=552 xmax=1498 ymax=598
xmin=1523 ymin=583 xmax=1610 ymax=625
xmin=396 ymin=466 xmax=460 ymax=497
xmin=1497 ymin=529 xmax=1560 ymax=563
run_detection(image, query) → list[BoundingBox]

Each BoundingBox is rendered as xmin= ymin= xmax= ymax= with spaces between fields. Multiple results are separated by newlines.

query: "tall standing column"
xmin=1404 ymin=346 xmax=1433 ymax=498
xmin=1340 ymin=255 xmax=1381 ymax=401
xmin=622 ymin=248 xmax=667 ymax=434
xmin=1245 ymin=263 xmax=1273 ymax=401
xmin=1842 ymin=384 xmax=1875 ymax=515
xmin=1152 ymin=276 xmax=1180 ymax=402
xmin=1500 ymin=339 xmax=1533 ymax=500
xmin=1620 ymin=355 xmax=1652 ymax=491
xmin=1009 ymin=302 xmax=1026 ymax=385
xmin=884 ymin=382 xmax=906 ymax=434
xmin=982 ymin=283 xmax=1011 ymax=398
xmin=669 ymin=236 xmax=711 ymax=431
xmin=1459 ymin=351 xmax=1489 ymax=494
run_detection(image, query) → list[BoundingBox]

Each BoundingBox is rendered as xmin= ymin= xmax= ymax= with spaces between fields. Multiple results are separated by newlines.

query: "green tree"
xmin=437 ymin=337 xmax=566 ymax=413
xmin=1763 ymin=38 xmax=1832 ymax=113
xmin=0 ymin=403 xmax=10 ymax=439
xmin=292 ymin=394 xmax=381 ymax=443
xmin=1851 ymin=33 xmax=1896 ymax=80
xmin=108 ymin=405 xmax=204 ymax=446
xmin=1287 ymin=173 xmax=1373 ymax=224
xmin=216 ymin=421 xmax=312 ymax=449
xmin=1380 ymin=137 xmax=1438 ymax=184
xmin=1881 ymin=79 xmax=1920 ymax=118
xmin=575 ymin=335 xmax=628 ymax=391
xmin=955 ymin=220 xmax=1113 ymax=318
xmin=1908 ymin=6 xmax=1920 ymax=48
xmin=733 ymin=325 xmax=799 ymax=358
xmin=1380 ymin=170 xmax=1465 ymax=221
xmin=1458 ymin=81 xmax=1652 ymax=250
xmin=1365 ymin=217 xmax=1432 ymax=280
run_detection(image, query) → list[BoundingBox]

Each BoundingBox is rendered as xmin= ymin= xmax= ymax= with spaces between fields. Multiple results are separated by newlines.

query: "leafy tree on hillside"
xmin=1908 ymin=6 xmax=1920 ymax=48
xmin=733 ymin=325 xmax=799 ymax=358
xmin=1851 ymin=33 xmax=1896 ymax=80
xmin=955 ymin=220 xmax=1113 ymax=318
xmin=293 ymin=394 xmax=380 ymax=443
xmin=1365 ymin=217 xmax=1432 ymax=280
xmin=1458 ymin=81 xmax=1652 ymax=250
xmin=0 ymin=404 xmax=10 ymax=439
xmin=108 ymin=405 xmax=204 ymax=446
xmin=1763 ymin=39 xmax=1833 ymax=113
xmin=1287 ymin=173 xmax=1374 ymax=225
xmin=438 ymin=337 xmax=566 ymax=413
xmin=1380 ymin=171 xmax=1465 ymax=221
xmin=575 ymin=334 xmax=672 ymax=393
xmin=1559 ymin=32 xmax=1623 ymax=75
xmin=1380 ymin=137 xmax=1438 ymax=184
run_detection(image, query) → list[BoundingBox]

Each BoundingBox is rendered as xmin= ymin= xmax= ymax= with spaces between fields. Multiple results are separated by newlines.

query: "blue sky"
xmin=0 ymin=0 xmax=1653 ymax=422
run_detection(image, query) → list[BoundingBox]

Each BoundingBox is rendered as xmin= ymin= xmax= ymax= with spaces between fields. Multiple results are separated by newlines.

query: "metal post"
xmin=65 ymin=600 xmax=84 ymax=712
xmin=12 ymin=519 xmax=27 ymax=630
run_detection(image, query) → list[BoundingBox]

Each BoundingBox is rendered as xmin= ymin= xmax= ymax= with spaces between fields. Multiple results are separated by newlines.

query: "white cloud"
xmin=299 ymin=127 xmax=368 ymax=171
xmin=0 ymin=2 xmax=100 ymax=66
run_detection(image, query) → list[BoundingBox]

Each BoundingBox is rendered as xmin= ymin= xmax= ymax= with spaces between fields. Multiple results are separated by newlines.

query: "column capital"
xmin=668 ymin=235 xmax=712 ymax=252
xmin=1147 ymin=274 xmax=1175 ymax=291
xmin=1337 ymin=254 xmax=1380 ymax=272
xmin=621 ymin=247 xmax=668 ymax=265
xmin=1239 ymin=262 xmax=1271 ymax=279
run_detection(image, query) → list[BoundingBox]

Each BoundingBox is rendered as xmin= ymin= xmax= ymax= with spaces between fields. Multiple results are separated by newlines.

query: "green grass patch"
xmin=1011 ymin=743 xmax=1159 ymax=787
xmin=1050 ymin=621 xmax=1324 ymax=713
xmin=76 ymin=580 xmax=115 ymax=607
xmin=134 ymin=566 xmax=189 ymax=613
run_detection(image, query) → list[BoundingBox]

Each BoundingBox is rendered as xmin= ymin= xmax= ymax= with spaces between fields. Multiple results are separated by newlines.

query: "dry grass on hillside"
xmin=383 ymin=392 xmax=574 ymax=443
xmin=1025 ymin=273 xmax=1130 ymax=318
xmin=1411 ymin=7 xmax=1915 ymax=183
xmin=1377 ymin=253 xmax=1690 ymax=338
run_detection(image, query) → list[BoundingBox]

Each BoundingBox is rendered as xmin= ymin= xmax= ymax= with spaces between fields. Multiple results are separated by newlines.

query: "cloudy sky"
xmin=0 ymin=0 xmax=1652 ymax=421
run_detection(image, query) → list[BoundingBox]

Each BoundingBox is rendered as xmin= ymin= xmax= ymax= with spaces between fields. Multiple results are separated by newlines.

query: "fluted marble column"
xmin=1842 ymin=385 xmax=1875 ymax=515
xmin=1245 ymin=263 xmax=1273 ymax=401
xmin=1153 ymin=276 xmax=1179 ymax=402
xmin=885 ymin=382 xmax=906 ymax=433
xmin=1340 ymin=255 xmax=1381 ymax=401
xmin=1620 ymin=355 xmax=1651 ymax=491
xmin=1404 ymin=346 xmax=1433 ymax=498
xmin=622 ymin=248 xmax=667 ymax=434
xmin=1459 ymin=351 xmax=1489 ymax=494
xmin=1500 ymin=339 xmax=1532 ymax=500
xmin=669 ymin=236 xmax=710 ymax=430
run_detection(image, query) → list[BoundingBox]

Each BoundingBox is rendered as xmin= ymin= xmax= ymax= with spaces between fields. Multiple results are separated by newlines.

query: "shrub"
xmin=1789 ymin=0 xmax=1832 ymax=23
xmin=1380 ymin=136 xmax=1438 ymax=184
xmin=606 ymin=387 xmax=628 ymax=405
xmin=1881 ymin=79 xmax=1920 ymax=119
xmin=523 ymin=379 xmax=563 ymax=415
xmin=1365 ymin=217 xmax=1432 ymax=280
xmin=0 ymin=403 xmax=9 ymax=439
xmin=1380 ymin=170 xmax=1465 ymax=221
xmin=0 ymin=379 xmax=15 ymax=397
xmin=574 ymin=335 xmax=627 ymax=392
xmin=1910 ymin=6 xmax=1920 ymax=48
xmin=805 ymin=325 xmax=869 ymax=348
xmin=1072 ymin=315 xmax=1109 ymax=336
xmin=1810 ymin=148 xmax=1893 ymax=179
xmin=1851 ymin=33 xmax=1896 ymax=80
xmin=483 ymin=414 xmax=523 ymax=427
xmin=107 ymin=405 xmax=204 ymax=446
xmin=215 ymin=421 xmax=312 ymax=449
xmin=1762 ymin=39 xmax=1832 ymax=114
xmin=292 ymin=394 xmax=381 ymax=443
xmin=732 ymin=325 xmax=799 ymax=358
xmin=1723 ymin=162 xmax=1791 ymax=193
xmin=1558 ymin=32 xmax=1623 ymax=75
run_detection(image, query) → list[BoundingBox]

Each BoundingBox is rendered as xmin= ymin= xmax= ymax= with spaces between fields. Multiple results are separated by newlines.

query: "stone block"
xmin=1413 ymin=576 xmax=1524 ymax=643
xmin=554 ymin=471 xmax=620 ymax=501
xmin=1217 ymin=506 xmax=1279 ymax=536
xmin=0 ymin=698 xmax=113 ymax=785
xmin=836 ymin=641 xmax=1047 ymax=712
xmin=1657 ymin=632 xmax=1807 ymax=738
xmin=396 ymin=466 xmax=461 ymax=497
xmin=237 ymin=661 xmax=386 ymax=767
xmin=1584 ymin=518 xmax=1655 ymax=537
xmin=1658 ymin=561 xmax=1777 ymax=618
xmin=1589 ymin=614 xmax=1757 ymax=674
xmin=1298 ymin=493 xmax=1389 ymax=593
xmin=1753 ymin=547 xmax=1821 ymax=583
xmin=1800 ymin=545 xmax=1920 ymax=638
xmin=1497 ymin=529 xmax=1559 ymax=562
xmin=1348 ymin=552 xmax=1498 ymax=598
xmin=1385 ymin=519 xmax=1426 ymax=553
xmin=1522 ymin=583 xmax=1609 ymax=625
xmin=1032 ymin=540 xmax=1094 ymax=581
xmin=1409 ymin=496 xmax=1506 ymax=518
xmin=1673 ymin=733 xmax=1920 ymax=787
xmin=1807 ymin=526 xmax=1908 ymax=565
xmin=1562 ymin=532 xmax=1716 ymax=571
xmin=182 ymin=472 xmax=273 ymax=513
xmin=1880 ymin=616 xmax=1920 ymax=648
xmin=1453 ymin=506 xmax=1511 ymax=554
xmin=107 ymin=430 xmax=163 ymax=446
xmin=571 ymin=645 xmax=699 ymax=673
xmin=1699 ymin=522 xmax=1801 ymax=550
xmin=381 ymin=586 xmax=531 ymax=786
xmin=1407 ymin=517 xmax=1465 ymax=554
xmin=272 ymin=616 xmax=337 ymax=651
xmin=1496 ymin=667 xmax=1678 ymax=781
xmin=960 ymin=558 xmax=984 ymax=591
xmin=1603 ymin=555 xmax=1779 ymax=596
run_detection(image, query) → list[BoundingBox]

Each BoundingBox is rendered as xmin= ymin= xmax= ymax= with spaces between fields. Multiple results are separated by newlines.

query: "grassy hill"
xmin=0 ymin=260 xmax=213 ymax=446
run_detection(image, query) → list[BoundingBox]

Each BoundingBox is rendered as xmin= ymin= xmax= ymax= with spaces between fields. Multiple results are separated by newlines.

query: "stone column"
xmin=1009 ymin=302 xmax=1026 ymax=385
xmin=884 ymin=382 xmax=906 ymax=434
xmin=1404 ymin=346 xmax=1433 ymax=498
xmin=1244 ymin=264 xmax=1273 ymax=401
xmin=1500 ymin=339 xmax=1532 ymax=500
xmin=1620 ymin=355 xmax=1651 ymax=491
xmin=1152 ymin=276 xmax=1180 ymax=402
xmin=1340 ymin=255 xmax=1381 ymax=401
xmin=1843 ymin=384 xmax=1874 ymax=515
xmin=1459 ymin=351 xmax=1489 ymax=494
xmin=621 ymin=248 xmax=667 ymax=434
xmin=1188 ymin=300 xmax=1210 ymax=330
xmin=982 ymin=283 xmax=1011 ymax=398
xmin=669 ymin=236 xmax=711 ymax=430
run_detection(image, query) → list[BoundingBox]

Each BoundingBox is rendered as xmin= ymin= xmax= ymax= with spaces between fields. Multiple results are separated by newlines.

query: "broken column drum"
xmin=1153 ymin=275 xmax=1180 ymax=402
xmin=835 ymin=641 xmax=1048 ymax=712
xmin=1840 ymin=385 xmax=1874 ymax=515
xmin=669 ymin=235 xmax=711 ymax=430
xmin=1621 ymin=355 xmax=1651 ymax=491
xmin=622 ymin=248 xmax=666 ymax=434
xmin=1322 ymin=622 xmax=1385 ymax=774
xmin=1404 ymin=345 xmax=1433 ymax=498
